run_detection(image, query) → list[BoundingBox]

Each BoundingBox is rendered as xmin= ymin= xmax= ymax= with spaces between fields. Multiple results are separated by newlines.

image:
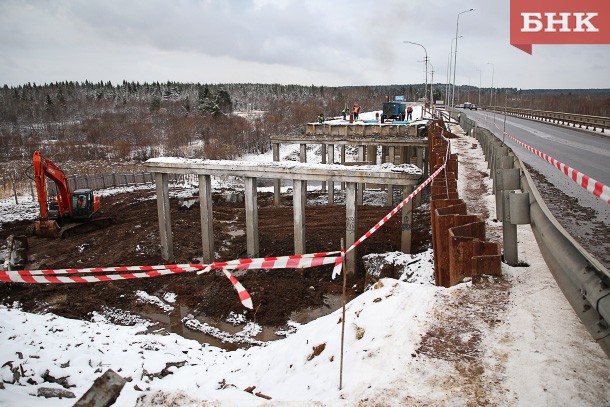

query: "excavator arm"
xmin=33 ymin=150 xmax=72 ymax=219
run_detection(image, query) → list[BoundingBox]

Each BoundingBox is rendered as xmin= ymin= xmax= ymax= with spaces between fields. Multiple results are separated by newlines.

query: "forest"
xmin=1 ymin=81 xmax=609 ymax=197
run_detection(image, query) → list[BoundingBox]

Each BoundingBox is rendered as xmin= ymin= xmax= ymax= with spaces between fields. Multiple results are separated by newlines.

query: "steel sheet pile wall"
xmin=428 ymin=119 xmax=501 ymax=287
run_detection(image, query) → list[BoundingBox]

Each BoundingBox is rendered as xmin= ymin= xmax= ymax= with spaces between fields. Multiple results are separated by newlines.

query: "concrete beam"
xmin=146 ymin=160 xmax=422 ymax=186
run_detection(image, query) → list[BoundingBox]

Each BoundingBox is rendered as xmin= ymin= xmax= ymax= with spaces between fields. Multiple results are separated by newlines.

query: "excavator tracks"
xmin=58 ymin=217 xmax=114 ymax=238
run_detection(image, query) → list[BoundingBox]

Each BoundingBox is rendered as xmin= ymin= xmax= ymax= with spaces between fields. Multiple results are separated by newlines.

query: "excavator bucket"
xmin=33 ymin=219 xmax=61 ymax=238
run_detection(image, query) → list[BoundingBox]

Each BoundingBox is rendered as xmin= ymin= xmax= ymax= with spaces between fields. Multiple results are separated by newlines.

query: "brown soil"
xmin=0 ymin=188 xmax=431 ymax=327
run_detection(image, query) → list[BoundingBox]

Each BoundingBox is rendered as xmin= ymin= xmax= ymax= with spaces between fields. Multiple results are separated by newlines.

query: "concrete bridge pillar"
xmin=401 ymin=185 xmax=414 ymax=254
xmin=328 ymin=144 xmax=335 ymax=205
xmin=293 ymin=179 xmax=307 ymax=254
xmin=357 ymin=146 xmax=365 ymax=205
xmin=198 ymin=174 xmax=214 ymax=263
xmin=321 ymin=144 xmax=327 ymax=192
xmin=245 ymin=177 xmax=259 ymax=258
xmin=340 ymin=145 xmax=346 ymax=190
xmin=345 ymin=182 xmax=358 ymax=277
xmin=387 ymin=146 xmax=396 ymax=207
xmin=155 ymin=173 xmax=173 ymax=261
xmin=273 ymin=143 xmax=280 ymax=206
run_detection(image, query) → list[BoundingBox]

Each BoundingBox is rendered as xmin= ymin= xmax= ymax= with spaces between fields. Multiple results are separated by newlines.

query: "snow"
xmin=1 ymin=114 xmax=609 ymax=405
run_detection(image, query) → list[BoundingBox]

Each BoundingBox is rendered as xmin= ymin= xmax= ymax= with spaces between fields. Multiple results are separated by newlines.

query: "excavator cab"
xmin=71 ymin=189 xmax=96 ymax=220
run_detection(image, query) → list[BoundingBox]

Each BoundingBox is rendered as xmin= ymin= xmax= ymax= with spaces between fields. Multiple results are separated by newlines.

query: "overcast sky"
xmin=1 ymin=0 xmax=609 ymax=90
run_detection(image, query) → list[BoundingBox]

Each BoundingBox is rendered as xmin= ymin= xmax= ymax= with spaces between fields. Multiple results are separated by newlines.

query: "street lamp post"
xmin=451 ymin=8 xmax=475 ymax=108
xmin=446 ymin=36 xmax=462 ymax=107
xmin=429 ymin=62 xmax=434 ymax=105
xmin=476 ymin=68 xmax=482 ymax=107
xmin=487 ymin=62 xmax=495 ymax=122
xmin=404 ymin=41 xmax=428 ymax=104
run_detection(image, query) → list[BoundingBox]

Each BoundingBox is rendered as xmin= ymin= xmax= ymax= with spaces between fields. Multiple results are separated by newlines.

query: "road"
xmin=461 ymin=109 xmax=610 ymax=270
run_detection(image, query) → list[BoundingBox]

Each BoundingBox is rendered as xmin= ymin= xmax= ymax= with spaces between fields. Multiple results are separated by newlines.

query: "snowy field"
xmin=0 ymin=116 xmax=609 ymax=405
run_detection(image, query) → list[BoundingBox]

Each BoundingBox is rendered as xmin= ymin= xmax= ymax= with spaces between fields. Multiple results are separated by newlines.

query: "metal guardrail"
xmin=483 ymin=106 xmax=610 ymax=133
xmin=458 ymin=112 xmax=610 ymax=357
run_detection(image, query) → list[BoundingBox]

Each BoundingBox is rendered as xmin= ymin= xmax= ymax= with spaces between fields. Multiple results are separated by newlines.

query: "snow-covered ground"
xmin=0 ymin=116 xmax=609 ymax=406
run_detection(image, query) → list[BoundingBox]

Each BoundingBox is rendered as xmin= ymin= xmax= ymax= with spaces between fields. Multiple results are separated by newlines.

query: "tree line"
xmin=0 ymin=81 xmax=608 ymax=196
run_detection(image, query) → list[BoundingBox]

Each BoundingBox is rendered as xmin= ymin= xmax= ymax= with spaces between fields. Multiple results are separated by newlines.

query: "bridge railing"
xmin=482 ymin=106 xmax=610 ymax=133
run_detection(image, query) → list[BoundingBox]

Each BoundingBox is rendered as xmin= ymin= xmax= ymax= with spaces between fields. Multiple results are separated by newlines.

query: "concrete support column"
xmin=273 ymin=143 xmax=280 ymax=206
xmin=401 ymin=185 xmax=414 ymax=254
xmin=328 ymin=144 xmax=335 ymax=205
xmin=321 ymin=144 xmax=327 ymax=192
xmin=366 ymin=145 xmax=377 ymax=190
xmin=300 ymin=143 xmax=308 ymax=194
xmin=155 ymin=173 xmax=173 ymax=261
xmin=293 ymin=179 xmax=307 ymax=254
xmin=405 ymin=147 xmax=412 ymax=165
xmin=198 ymin=174 xmax=214 ymax=263
xmin=400 ymin=146 xmax=408 ymax=164
xmin=245 ymin=177 xmax=259 ymax=258
xmin=416 ymin=147 xmax=424 ymax=172
xmin=340 ymin=145 xmax=346 ymax=190
xmin=357 ymin=146 xmax=365 ymax=204
xmin=423 ymin=147 xmax=429 ymax=178
xmin=345 ymin=182 xmax=358 ymax=277
xmin=367 ymin=145 xmax=377 ymax=164
xmin=387 ymin=146 xmax=396 ymax=207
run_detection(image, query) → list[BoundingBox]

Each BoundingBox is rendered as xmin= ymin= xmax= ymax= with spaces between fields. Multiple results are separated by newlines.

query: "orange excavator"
xmin=33 ymin=150 xmax=112 ymax=238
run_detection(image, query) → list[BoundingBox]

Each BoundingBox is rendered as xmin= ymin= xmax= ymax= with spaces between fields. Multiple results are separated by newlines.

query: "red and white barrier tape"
xmin=0 ymin=251 xmax=345 ymax=309
xmin=345 ymin=161 xmax=447 ymax=255
xmin=481 ymin=115 xmax=610 ymax=204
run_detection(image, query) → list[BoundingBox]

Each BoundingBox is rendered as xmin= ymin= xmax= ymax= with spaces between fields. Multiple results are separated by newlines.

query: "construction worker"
xmin=317 ymin=112 xmax=325 ymax=123
xmin=353 ymin=103 xmax=360 ymax=120
xmin=406 ymin=105 xmax=413 ymax=121
xmin=341 ymin=107 xmax=348 ymax=120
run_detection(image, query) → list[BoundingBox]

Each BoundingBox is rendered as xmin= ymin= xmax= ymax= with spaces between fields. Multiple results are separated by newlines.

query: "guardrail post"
xmin=495 ymin=168 xmax=520 ymax=221
xmin=502 ymin=191 xmax=530 ymax=266
xmin=198 ymin=174 xmax=214 ymax=263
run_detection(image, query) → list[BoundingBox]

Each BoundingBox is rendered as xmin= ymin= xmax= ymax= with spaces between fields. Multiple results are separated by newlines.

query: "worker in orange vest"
xmin=353 ymin=103 xmax=360 ymax=120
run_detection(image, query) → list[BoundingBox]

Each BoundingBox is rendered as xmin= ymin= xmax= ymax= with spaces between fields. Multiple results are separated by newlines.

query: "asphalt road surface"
xmin=462 ymin=109 xmax=610 ymax=270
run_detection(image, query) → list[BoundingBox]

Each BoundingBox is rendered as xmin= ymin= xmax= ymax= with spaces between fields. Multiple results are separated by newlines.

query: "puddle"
xmin=140 ymin=293 xmax=354 ymax=350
